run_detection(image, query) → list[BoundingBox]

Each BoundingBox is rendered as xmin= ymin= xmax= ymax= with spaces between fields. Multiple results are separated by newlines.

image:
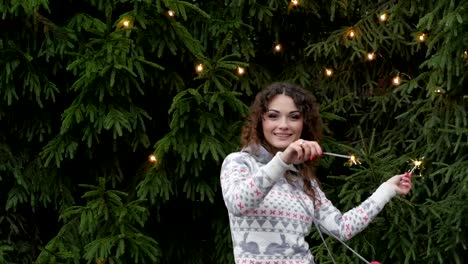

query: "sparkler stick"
xmin=323 ymin=152 xmax=352 ymax=159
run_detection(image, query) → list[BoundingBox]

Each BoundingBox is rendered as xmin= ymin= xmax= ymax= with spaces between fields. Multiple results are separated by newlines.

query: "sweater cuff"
xmin=262 ymin=152 xmax=295 ymax=182
xmin=370 ymin=182 xmax=396 ymax=205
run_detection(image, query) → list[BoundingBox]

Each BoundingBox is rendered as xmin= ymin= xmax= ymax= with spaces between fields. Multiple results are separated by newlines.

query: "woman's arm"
xmin=313 ymin=173 xmax=412 ymax=241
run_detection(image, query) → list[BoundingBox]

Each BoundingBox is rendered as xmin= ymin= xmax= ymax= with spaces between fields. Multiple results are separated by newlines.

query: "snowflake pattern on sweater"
xmin=220 ymin=146 xmax=396 ymax=264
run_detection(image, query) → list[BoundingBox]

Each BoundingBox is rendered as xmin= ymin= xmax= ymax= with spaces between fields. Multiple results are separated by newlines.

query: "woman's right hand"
xmin=386 ymin=172 xmax=413 ymax=195
xmin=280 ymin=139 xmax=322 ymax=165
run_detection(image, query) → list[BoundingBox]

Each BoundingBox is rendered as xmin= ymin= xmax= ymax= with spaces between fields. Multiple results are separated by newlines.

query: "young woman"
xmin=220 ymin=82 xmax=412 ymax=264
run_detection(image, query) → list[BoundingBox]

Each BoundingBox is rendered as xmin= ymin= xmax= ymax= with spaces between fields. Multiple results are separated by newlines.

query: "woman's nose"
xmin=278 ymin=117 xmax=289 ymax=128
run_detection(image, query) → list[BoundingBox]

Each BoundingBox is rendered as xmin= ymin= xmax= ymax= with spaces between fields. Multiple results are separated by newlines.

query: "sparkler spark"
xmin=348 ymin=155 xmax=362 ymax=166
xmin=408 ymin=157 xmax=424 ymax=174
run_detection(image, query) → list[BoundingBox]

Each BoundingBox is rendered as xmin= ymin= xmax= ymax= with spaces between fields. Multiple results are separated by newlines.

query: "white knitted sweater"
xmin=220 ymin=146 xmax=396 ymax=264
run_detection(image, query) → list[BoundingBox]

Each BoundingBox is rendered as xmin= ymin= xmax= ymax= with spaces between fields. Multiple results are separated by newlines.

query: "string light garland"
xmin=256 ymin=6 xmax=426 ymax=89
xmin=246 ymin=4 xmax=439 ymax=90
xmin=259 ymin=6 xmax=431 ymax=94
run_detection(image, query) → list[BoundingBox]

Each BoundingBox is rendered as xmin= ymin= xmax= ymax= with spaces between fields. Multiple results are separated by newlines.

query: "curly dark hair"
xmin=240 ymin=82 xmax=323 ymax=199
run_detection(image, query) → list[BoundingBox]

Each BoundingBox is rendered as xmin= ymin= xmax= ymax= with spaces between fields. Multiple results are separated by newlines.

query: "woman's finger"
xmin=301 ymin=140 xmax=311 ymax=161
xmin=295 ymin=139 xmax=306 ymax=161
xmin=299 ymin=140 xmax=322 ymax=161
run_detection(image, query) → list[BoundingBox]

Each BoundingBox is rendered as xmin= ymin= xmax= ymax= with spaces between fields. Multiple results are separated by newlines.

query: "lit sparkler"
xmin=408 ymin=157 xmax=424 ymax=175
xmin=408 ymin=157 xmax=424 ymax=174
xmin=323 ymin=152 xmax=361 ymax=166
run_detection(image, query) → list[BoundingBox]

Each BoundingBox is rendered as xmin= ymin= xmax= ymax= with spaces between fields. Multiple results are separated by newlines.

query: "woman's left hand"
xmin=386 ymin=172 xmax=412 ymax=195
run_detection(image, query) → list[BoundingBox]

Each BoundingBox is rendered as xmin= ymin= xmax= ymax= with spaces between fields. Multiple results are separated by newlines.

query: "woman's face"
xmin=262 ymin=94 xmax=304 ymax=151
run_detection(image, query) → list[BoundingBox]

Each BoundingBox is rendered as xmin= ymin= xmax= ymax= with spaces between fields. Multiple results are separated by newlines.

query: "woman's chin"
xmin=272 ymin=143 xmax=290 ymax=151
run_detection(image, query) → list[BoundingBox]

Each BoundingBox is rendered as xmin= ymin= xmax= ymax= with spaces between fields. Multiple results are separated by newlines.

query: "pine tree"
xmin=0 ymin=0 xmax=466 ymax=264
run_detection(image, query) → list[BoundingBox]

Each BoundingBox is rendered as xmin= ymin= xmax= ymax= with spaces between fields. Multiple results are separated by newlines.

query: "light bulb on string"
xmin=378 ymin=13 xmax=388 ymax=22
xmin=121 ymin=19 xmax=131 ymax=28
xmin=417 ymin=33 xmax=426 ymax=42
xmin=167 ymin=10 xmax=175 ymax=17
xmin=434 ymin=88 xmax=443 ymax=94
xmin=195 ymin=63 xmax=204 ymax=73
xmin=236 ymin=66 xmax=245 ymax=76
xmin=325 ymin=68 xmax=333 ymax=77
xmin=274 ymin=43 xmax=282 ymax=52
xmin=149 ymin=154 xmax=158 ymax=163
xmin=392 ymin=75 xmax=401 ymax=86
xmin=291 ymin=0 xmax=299 ymax=6
xmin=367 ymin=52 xmax=376 ymax=61
xmin=347 ymin=29 xmax=356 ymax=39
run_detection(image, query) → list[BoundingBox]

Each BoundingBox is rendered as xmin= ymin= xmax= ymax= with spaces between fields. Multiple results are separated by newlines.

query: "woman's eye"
xmin=290 ymin=114 xmax=301 ymax=120
xmin=266 ymin=113 xmax=278 ymax=119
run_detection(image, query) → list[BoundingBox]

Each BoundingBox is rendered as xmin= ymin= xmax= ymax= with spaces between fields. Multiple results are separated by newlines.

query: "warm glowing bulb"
xmin=291 ymin=0 xmax=299 ymax=5
xmin=392 ymin=76 xmax=401 ymax=85
xmin=325 ymin=68 xmax=333 ymax=76
xmin=122 ymin=20 xmax=130 ymax=27
xmin=348 ymin=30 xmax=355 ymax=38
xmin=367 ymin=52 xmax=376 ymax=60
xmin=237 ymin=67 xmax=245 ymax=75
xmin=168 ymin=10 xmax=175 ymax=17
xmin=464 ymin=51 xmax=468 ymax=58
xmin=418 ymin=33 xmax=426 ymax=42
xmin=149 ymin=154 xmax=157 ymax=163
xmin=196 ymin=64 xmax=204 ymax=73
xmin=274 ymin=44 xmax=282 ymax=52
xmin=379 ymin=13 xmax=388 ymax=22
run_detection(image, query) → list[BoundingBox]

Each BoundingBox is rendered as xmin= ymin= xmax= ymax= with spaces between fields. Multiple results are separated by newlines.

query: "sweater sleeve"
xmin=313 ymin=182 xmax=396 ymax=241
xmin=220 ymin=151 xmax=295 ymax=216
